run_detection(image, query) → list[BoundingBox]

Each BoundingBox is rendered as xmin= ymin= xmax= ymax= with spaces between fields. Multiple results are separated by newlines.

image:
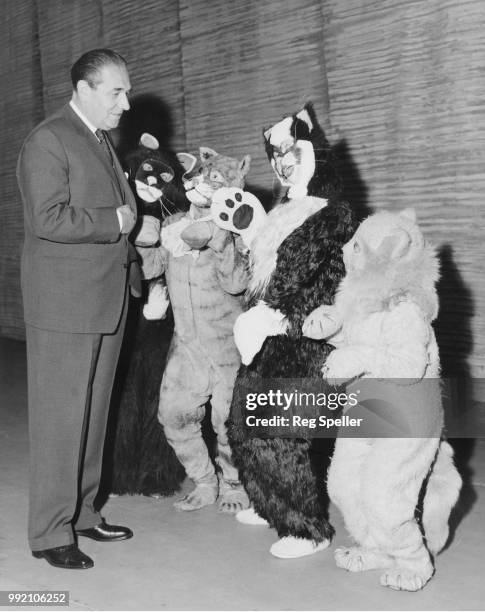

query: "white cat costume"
xmin=303 ymin=209 xmax=462 ymax=591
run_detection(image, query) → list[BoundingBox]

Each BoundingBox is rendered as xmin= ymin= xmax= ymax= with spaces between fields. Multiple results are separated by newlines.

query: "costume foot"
xmin=174 ymin=482 xmax=218 ymax=511
xmin=335 ymin=546 xmax=394 ymax=572
xmin=235 ymin=507 xmax=269 ymax=526
xmin=380 ymin=564 xmax=434 ymax=591
xmin=270 ymin=536 xmax=330 ymax=559
xmin=218 ymin=481 xmax=250 ymax=513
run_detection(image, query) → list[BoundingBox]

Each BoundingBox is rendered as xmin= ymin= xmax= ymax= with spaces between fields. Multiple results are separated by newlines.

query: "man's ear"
xmin=239 ymin=154 xmax=251 ymax=177
xmin=76 ymin=80 xmax=91 ymax=100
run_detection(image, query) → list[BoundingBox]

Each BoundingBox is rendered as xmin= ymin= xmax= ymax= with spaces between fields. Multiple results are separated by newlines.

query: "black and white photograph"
xmin=0 ymin=1 xmax=484 ymax=610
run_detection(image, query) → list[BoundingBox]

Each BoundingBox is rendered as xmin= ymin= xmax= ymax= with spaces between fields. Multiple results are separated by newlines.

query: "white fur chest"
xmin=248 ymin=195 xmax=327 ymax=298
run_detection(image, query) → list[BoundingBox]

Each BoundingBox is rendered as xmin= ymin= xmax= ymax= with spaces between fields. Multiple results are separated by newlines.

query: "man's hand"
xmin=134 ymin=215 xmax=161 ymax=246
xmin=117 ymin=205 xmax=137 ymax=235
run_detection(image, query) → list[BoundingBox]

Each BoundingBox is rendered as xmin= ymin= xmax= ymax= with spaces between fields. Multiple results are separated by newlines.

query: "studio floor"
xmin=0 ymin=337 xmax=484 ymax=612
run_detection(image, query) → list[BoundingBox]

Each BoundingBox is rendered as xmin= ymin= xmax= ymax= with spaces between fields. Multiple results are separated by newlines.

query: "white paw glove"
xmin=211 ymin=187 xmax=267 ymax=249
xmin=302 ymin=305 xmax=342 ymax=340
xmin=143 ymin=282 xmax=170 ymax=320
xmin=234 ymin=301 xmax=288 ymax=365
xmin=134 ymin=215 xmax=161 ymax=247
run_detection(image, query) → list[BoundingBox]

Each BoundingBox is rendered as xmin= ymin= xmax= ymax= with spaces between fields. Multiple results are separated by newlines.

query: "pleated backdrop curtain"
xmin=0 ymin=0 xmax=483 ymax=381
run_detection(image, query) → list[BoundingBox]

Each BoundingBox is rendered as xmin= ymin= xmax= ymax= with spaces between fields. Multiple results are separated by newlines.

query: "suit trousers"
xmin=26 ymin=288 xmax=128 ymax=552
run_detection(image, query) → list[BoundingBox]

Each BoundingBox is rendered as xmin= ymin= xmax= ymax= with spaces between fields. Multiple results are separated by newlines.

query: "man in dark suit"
xmin=16 ymin=49 xmax=140 ymax=569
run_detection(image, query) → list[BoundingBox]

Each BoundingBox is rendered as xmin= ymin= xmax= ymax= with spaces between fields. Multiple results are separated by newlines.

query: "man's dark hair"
xmin=70 ymin=48 xmax=127 ymax=89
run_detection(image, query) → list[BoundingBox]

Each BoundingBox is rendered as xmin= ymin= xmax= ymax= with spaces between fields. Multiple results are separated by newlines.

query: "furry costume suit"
xmin=138 ymin=147 xmax=251 ymax=511
xmin=109 ymin=134 xmax=187 ymax=497
xmin=227 ymin=104 xmax=357 ymax=555
xmin=304 ymin=209 xmax=462 ymax=590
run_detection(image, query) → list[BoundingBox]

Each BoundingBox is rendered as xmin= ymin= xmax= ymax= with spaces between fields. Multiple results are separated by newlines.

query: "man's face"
xmin=78 ymin=63 xmax=131 ymax=130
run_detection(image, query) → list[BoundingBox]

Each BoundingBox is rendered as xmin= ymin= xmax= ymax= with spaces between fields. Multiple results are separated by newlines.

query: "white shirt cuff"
xmin=116 ymin=208 xmax=123 ymax=232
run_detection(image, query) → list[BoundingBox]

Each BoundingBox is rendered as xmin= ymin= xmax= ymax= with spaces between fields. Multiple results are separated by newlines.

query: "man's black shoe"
xmin=76 ymin=519 xmax=133 ymax=542
xmin=32 ymin=544 xmax=94 ymax=569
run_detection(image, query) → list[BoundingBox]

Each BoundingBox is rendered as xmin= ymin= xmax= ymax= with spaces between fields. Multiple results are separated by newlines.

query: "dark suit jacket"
xmin=17 ymin=104 xmax=138 ymax=334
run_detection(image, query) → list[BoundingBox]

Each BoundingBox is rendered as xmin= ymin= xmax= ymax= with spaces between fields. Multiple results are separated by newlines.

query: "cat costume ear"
xmin=199 ymin=146 xmax=218 ymax=161
xmin=295 ymin=107 xmax=314 ymax=132
xmin=376 ymin=208 xmax=419 ymax=259
xmin=197 ymin=148 xmax=250 ymax=178
xmin=176 ymin=152 xmax=198 ymax=173
xmin=377 ymin=229 xmax=412 ymax=260
xmin=140 ymin=132 xmax=160 ymax=150
xmin=399 ymin=208 xmax=417 ymax=222
xmin=239 ymin=154 xmax=251 ymax=177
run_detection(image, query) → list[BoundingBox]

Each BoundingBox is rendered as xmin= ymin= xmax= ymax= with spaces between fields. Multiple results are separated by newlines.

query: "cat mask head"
xmin=133 ymin=134 xmax=175 ymax=204
xmin=263 ymin=102 xmax=342 ymax=201
xmin=178 ymin=147 xmax=251 ymax=208
xmin=127 ymin=132 xmax=189 ymax=219
xmin=263 ymin=106 xmax=316 ymax=199
xmin=343 ymin=208 xmax=425 ymax=273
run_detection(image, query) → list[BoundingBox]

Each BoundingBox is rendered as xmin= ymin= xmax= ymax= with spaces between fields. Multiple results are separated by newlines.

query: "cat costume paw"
xmin=233 ymin=301 xmax=288 ymax=365
xmin=143 ymin=280 xmax=170 ymax=320
xmin=302 ymin=304 xmax=342 ymax=340
xmin=211 ymin=187 xmax=266 ymax=249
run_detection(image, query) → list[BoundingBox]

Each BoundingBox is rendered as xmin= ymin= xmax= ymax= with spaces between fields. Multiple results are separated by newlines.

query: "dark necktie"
xmin=96 ymin=131 xmax=139 ymax=293
xmin=95 ymin=129 xmax=125 ymax=203
xmin=95 ymin=129 xmax=114 ymax=166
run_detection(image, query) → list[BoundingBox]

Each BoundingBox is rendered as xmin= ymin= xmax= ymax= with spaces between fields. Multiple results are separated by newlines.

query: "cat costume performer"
xmin=136 ymin=146 xmax=251 ymax=512
xmin=109 ymin=133 xmax=187 ymax=497
xmin=303 ymin=209 xmax=462 ymax=591
xmin=226 ymin=103 xmax=357 ymax=558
